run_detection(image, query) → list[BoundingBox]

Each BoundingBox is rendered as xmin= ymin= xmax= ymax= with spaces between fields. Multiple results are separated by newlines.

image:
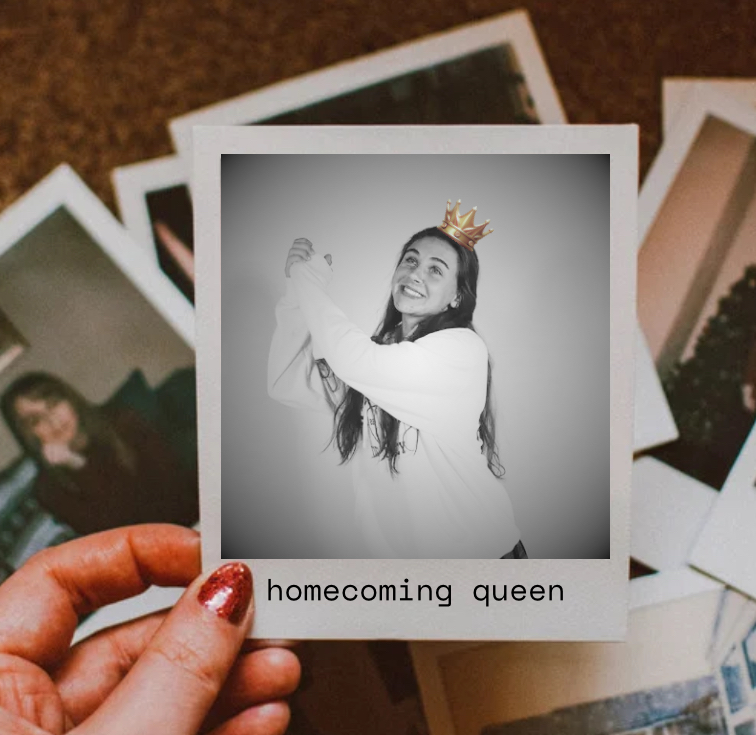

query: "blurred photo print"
xmin=168 ymin=9 xmax=566 ymax=163
xmin=632 ymin=88 xmax=756 ymax=572
xmin=0 ymin=165 xmax=197 ymax=581
xmin=411 ymin=581 xmax=755 ymax=735
xmin=112 ymin=155 xmax=195 ymax=304
xmin=127 ymin=10 xmax=567 ymax=311
xmin=192 ymin=125 xmax=637 ymax=640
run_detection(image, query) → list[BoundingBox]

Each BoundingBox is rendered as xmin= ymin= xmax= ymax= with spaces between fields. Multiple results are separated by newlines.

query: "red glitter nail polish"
xmin=197 ymin=563 xmax=253 ymax=624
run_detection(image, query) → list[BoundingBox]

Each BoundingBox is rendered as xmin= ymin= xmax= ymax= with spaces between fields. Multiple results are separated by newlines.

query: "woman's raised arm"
xmin=290 ymin=254 xmax=487 ymax=437
xmin=268 ymin=243 xmax=342 ymax=412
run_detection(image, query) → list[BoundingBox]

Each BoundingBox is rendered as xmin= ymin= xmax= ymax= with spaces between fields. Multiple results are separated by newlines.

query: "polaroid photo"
xmin=632 ymin=87 xmax=756 ymax=572
xmin=112 ymin=155 xmax=194 ymax=304
xmin=194 ymin=124 xmax=637 ymax=640
xmin=410 ymin=578 xmax=747 ymax=735
xmin=0 ymin=165 xmax=197 ymax=633
xmin=169 ymin=9 xmax=566 ymax=166
xmin=663 ymin=78 xmax=756 ymax=138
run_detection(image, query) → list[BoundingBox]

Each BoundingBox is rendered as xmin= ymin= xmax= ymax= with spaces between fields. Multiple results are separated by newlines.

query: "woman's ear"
xmin=451 ymin=294 xmax=460 ymax=309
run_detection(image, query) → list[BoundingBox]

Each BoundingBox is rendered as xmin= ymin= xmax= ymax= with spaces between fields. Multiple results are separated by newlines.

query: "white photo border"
xmin=169 ymin=10 xmax=567 ymax=165
xmin=194 ymin=124 xmax=637 ymax=641
xmin=662 ymin=77 xmax=756 ymax=138
xmin=632 ymin=87 xmax=756 ymax=571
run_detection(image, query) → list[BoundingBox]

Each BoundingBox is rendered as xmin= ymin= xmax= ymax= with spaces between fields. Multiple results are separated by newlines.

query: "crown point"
xmin=438 ymin=198 xmax=492 ymax=250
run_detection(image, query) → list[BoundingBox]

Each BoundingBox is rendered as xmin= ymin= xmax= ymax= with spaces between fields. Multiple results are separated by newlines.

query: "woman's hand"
xmin=154 ymin=221 xmax=195 ymax=283
xmin=0 ymin=525 xmax=300 ymax=734
xmin=42 ymin=442 xmax=87 ymax=469
xmin=285 ymin=238 xmax=331 ymax=277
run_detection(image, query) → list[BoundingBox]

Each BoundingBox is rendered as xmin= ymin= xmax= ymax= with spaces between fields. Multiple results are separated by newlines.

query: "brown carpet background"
xmin=2 ymin=1 xmax=756 ymax=212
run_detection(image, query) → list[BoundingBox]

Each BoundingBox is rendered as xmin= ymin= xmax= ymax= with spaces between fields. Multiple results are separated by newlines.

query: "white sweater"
xmin=268 ymin=255 xmax=520 ymax=558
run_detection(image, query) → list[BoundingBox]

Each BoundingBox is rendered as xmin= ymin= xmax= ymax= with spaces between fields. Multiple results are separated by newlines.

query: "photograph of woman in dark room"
xmin=1 ymin=369 xmax=199 ymax=535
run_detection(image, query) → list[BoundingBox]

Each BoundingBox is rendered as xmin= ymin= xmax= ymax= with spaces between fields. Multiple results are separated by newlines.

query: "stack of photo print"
xmin=3 ymin=7 xmax=756 ymax=735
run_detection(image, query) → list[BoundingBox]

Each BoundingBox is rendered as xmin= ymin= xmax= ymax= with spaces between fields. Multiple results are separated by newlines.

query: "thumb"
xmin=78 ymin=563 xmax=253 ymax=735
xmin=324 ymin=254 xmax=332 ymax=266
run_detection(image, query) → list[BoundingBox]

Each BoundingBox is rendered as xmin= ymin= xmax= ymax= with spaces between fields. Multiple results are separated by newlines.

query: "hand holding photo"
xmin=194 ymin=124 xmax=637 ymax=640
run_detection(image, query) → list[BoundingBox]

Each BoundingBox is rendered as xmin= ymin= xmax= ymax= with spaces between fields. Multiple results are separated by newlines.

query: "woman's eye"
xmin=431 ymin=266 xmax=442 ymax=276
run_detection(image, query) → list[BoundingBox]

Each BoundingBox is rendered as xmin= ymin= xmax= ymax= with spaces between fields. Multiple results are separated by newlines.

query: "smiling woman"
xmin=268 ymin=200 xmax=523 ymax=559
xmin=0 ymin=371 xmax=199 ymax=535
xmin=391 ymin=236 xmax=461 ymax=336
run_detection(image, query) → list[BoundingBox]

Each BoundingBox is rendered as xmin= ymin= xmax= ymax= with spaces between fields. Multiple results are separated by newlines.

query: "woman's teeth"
xmin=403 ymin=286 xmax=424 ymax=298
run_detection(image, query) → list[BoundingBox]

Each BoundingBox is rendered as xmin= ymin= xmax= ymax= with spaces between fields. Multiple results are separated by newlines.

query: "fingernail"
xmin=198 ymin=563 xmax=253 ymax=624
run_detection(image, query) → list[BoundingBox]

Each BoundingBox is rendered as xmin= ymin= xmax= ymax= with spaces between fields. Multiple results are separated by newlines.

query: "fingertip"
xmin=256 ymin=701 xmax=291 ymax=735
xmin=251 ymin=646 xmax=302 ymax=694
xmin=197 ymin=563 xmax=254 ymax=627
xmin=209 ymin=701 xmax=291 ymax=735
xmin=70 ymin=560 xmax=257 ymax=733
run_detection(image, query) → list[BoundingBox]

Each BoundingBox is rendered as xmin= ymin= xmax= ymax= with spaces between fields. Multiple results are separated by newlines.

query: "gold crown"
xmin=437 ymin=199 xmax=493 ymax=251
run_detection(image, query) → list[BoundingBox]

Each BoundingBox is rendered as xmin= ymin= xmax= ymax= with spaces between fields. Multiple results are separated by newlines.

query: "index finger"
xmin=0 ymin=524 xmax=200 ymax=669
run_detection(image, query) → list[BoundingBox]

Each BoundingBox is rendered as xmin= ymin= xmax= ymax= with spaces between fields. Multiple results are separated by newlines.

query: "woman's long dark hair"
xmin=329 ymin=226 xmax=504 ymax=477
xmin=0 ymin=372 xmax=137 ymax=488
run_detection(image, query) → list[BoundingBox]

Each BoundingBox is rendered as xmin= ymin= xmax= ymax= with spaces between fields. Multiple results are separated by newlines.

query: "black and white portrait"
xmin=220 ymin=152 xmax=610 ymax=560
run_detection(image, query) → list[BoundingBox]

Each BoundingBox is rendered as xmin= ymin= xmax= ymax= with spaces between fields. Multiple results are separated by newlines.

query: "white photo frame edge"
xmin=662 ymin=78 xmax=756 ymax=138
xmin=169 ymin=10 xmax=567 ymax=165
xmin=632 ymin=87 xmax=756 ymax=571
xmin=194 ymin=124 xmax=637 ymax=641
